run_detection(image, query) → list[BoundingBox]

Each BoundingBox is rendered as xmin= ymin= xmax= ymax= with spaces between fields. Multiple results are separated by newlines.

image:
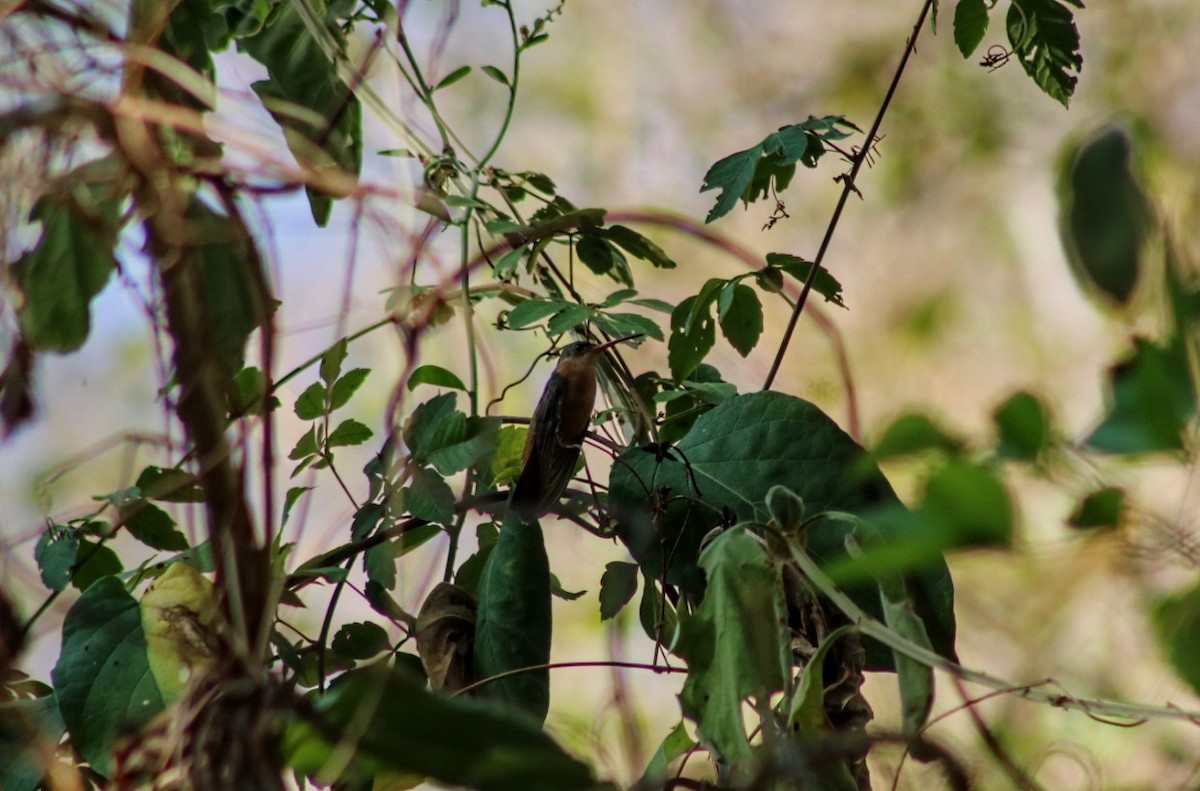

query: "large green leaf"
xmin=1059 ymin=126 xmax=1150 ymax=305
xmin=473 ymin=512 xmax=552 ymax=723
xmin=674 ymin=528 xmax=790 ymax=766
xmin=51 ymin=576 xmax=164 ymax=777
xmin=284 ymin=662 xmax=594 ymax=790
xmin=239 ymin=0 xmax=362 ymax=226
xmin=609 ymin=391 xmax=956 ymax=670
xmin=11 ymin=157 xmax=126 ymax=352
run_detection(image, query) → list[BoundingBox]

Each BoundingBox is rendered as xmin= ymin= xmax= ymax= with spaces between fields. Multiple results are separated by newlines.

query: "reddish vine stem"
xmin=762 ymin=0 xmax=935 ymax=391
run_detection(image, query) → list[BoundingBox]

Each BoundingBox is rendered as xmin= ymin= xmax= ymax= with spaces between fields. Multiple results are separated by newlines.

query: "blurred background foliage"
xmin=2 ymin=0 xmax=1200 ymax=788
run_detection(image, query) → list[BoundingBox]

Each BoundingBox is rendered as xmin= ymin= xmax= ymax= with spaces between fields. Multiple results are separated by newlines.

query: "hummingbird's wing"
xmin=511 ymin=372 xmax=582 ymax=521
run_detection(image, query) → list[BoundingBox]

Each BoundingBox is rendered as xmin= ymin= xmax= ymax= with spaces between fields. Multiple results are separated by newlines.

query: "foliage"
xmin=1 ymin=0 xmax=1198 ymax=790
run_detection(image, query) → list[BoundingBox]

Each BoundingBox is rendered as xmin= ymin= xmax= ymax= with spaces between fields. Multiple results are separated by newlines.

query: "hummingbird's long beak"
xmin=589 ymin=332 xmax=644 ymax=354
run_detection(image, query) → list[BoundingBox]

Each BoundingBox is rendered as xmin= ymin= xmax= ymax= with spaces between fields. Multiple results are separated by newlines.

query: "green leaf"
xmin=993 ymin=390 xmax=1051 ymax=460
xmin=72 ymin=539 xmax=124 ymax=591
xmin=1059 ymin=126 xmax=1150 ymax=305
xmin=332 ymin=621 xmax=391 ymax=660
xmin=716 ymin=283 xmax=763 ymax=357
xmin=700 ymin=118 xmax=858 ymax=222
xmin=507 ymin=298 xmax=573 ymax=330
xmin=599 ymin=561 xmax=639 ymax=621
xmin=455 ymin=522 xmax=500 ymax=596
xmin=638 ymin=721 xmax=696 ymax=788
xmin=489 ymin=425 xmax=528 ymax=487
xmin=365 ymin=540 xmax=397 ymax=591
xmin=629 ymin=297 xmax=675 ymax=313
xmin=877 ymin=571 xmax=935 ymax=734
xmin=427 ymin=416 xmax=500 ymax=477
xmin=135 ymin=466 xmax=205 ymax=503
xmin=189 ymin=199 xmax=274 ymax=383
xmin=123 ymin=502 xmax=189 ymax=551
xmin=765 ymin=252 xmax=847 ymax=308
xmin=546 ymin=304 xmax=594 ymax=336
xmin=653 ymin=364 xmax=733 ymax=443
xmin=406 ymin=466 xmax=456 ymax=525
xmin=921 ymin=460 xmax=1013 ymax=547
xmin=755 ymin=267 xmax=785 ymax=293
xmin=154 ymin=0 xmax=230 ymax=89
xmin=351 ymin=501 xmax=387 ymax=540
xmin=12 ymin=157 xmax=125 ymax=352
xmin=668 ymin=296 xmax=716 ymax=381
xmin=52 ymin=577 xmax=164 ymax=777
xmin=396 ymin=524 xmax=442 ymax=558
xmin=406 ymin=393 xmax=458 ymax=456
xmin=600 ymin=288 xmax=639 ymax=308
xmin=550 ymin=574 xmax=585 ymax=602
xmin=639 ymin=573 xmax=677 ymax=645
xmin=481 ymin=65 xmax=509 ymax=85
xmin=700 ymin=142 xmax=764 ymax=223
xmin=953 ymin=0 xmax=989 ymax=57
xmin=289 ymin=426 xmax=319 ymax=461
xmin=576 ymin=233 xmax=632 ymax=286
xmin=674 ymin=528 xmax=790 ymax=766
xmin=1154 ymin=584 xmax=1200 ymax=698
xmin=434 ymin=64 xmax=472 ymax=91
xmin=406 ymin=393 xmax=497 ymax=476
xmin=788 ymin=626 xmax=852 ymax=736
xmin=283 ymin=486 xmax=311 ymax=526
xmin=327 ymin=418 xmax=373 ymax=447
xmin=1068 ymin=486 xmax=1125 ymax=529
xmin=609 ymin=391 xmax=957 ymax=671
xmin=330 ymin=368 xmax=370 ymax=410
xmin=320 ymin=338 xmax=348 ymax=386
xmin=294 ymin=381 xmax=327 ymax=420
xmin=283 ymin=663 xmax=594 ymax=790
xmin=872 ymin=413 xmax=962 ymax=460
xmin=35 ymin=526 xmax=78 ymax=592
xmin=493 ymin=244 xmax=527 ymax=277
xmin=0 ymin=696 xmax=66 ymax=791
xmin=230 ymin=366 xmax=279 ymax=416
xmin=239 ymin=1 xmax=362 ymax=226
xmin=407 ymin=364 xmax=466 ymax=392
xmin=474 ymin=513 xmax=551 ymax=723
xmin=765 ymin=484 xmax=805 ymax=532
xmin=1006 ymin=0 xmax=1083 ymax=106
xmin=601 ymin=225 xmax=677 ymax=269
xmin=1087 ymin=337 xmax=1196 ymax=454
xmin=591 ymin=311 xmax=665 ymax=343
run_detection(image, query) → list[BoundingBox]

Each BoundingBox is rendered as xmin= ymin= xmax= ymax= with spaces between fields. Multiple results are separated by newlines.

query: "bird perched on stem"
xmin=511 ymin=333 xmax=643 ymax=521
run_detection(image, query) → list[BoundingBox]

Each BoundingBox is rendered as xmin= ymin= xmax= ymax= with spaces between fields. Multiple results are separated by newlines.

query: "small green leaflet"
xmin=700 ymin=117 xmax=860 ymax=223
xmin=954 ymin=0 xmax=989 ymax=57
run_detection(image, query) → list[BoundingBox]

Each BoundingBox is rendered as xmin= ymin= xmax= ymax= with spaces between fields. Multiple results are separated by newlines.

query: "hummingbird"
xmin=511 ymin=333 xmax=643 ymax=521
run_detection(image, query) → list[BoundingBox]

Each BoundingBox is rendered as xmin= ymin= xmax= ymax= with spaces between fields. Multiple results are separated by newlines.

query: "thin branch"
xmin=763 ymin=0 xmax=935 ymax=391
